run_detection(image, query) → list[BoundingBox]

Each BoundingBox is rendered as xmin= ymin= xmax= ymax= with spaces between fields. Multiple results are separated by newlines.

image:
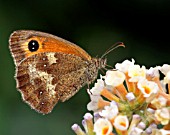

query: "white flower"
xmin=90 ymin=78 xmax=105 ymax=95
xmin=71 ymin=124 xmax=79 ymax=131
xmin=145 ymin=123 xmax=157 ymax=134
xmin=160 ymin=64 xmax=170 ymax=75
xmin=137 ymin=78 xmax=159 ymax=97
xmin=105 ymin=70 xmax=125 ymax=87
xmin=115 ymin=59 xmax=135 ymax=73
xmin=82 ymin=113 xmax=94 ymax=134
xmin=164 ymin=71 xmax=170 ymax=84
xmin=94 ymin=118 xmax=113 ymax=135
xmin=137 ymin=122 xmax=146 ymax=129
xmin=113 ymin=115 xmax=129 ymax=131
xmin=128 ymin=65 xmax=146 ymax=82
xmin=147 ymin=108 xmax=155 ymax=114
xmin=160 ymin=64 xmax=170 ymax=84
xmin=99 ymin=101 xmax=118 ymax=119
xmin=71 ymin=124 xmax=85 ymax=135
xmin=159 ymin=129 xmax=170 ymax=135
xmin=160 ymin=80 xmax=167 ymax=92
xmin=151 ymin=95 xmax=167 ymax=109
xmin=128 ymin=127 xmax=143 ymax=135
xmin=151 ymin=129 xmax=170 ymax=135
xmin=146 ymin=66 xmax=160 ymax=78
xmin=128 ymin=115 xmax=141 ymax=133
xmin=87 ymin=95 xmax=102 ymax=111
xmin=126 ymin=92 xmax=135 ymax=101
xmin=94 ymin=112 xmax=101 ymax=122
xmin=155 ymin=108 xmax=170 ymax=125
xmin=83 ymin=113 xmax=93 ymax=120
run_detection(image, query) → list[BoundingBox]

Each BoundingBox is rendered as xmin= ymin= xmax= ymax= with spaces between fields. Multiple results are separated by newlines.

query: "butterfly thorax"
xmin=86 ymin=58 xmax=107 ymax=84
xmin=93 ymin=58 xmax=107 ymax=69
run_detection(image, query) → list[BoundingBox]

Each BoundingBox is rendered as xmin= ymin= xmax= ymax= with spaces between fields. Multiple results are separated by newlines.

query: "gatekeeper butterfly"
xmin=9 ymin=30 xmax=124 ymax=114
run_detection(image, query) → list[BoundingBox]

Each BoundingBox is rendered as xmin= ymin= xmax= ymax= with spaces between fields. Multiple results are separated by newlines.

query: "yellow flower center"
xmin=102 ymin=126 xmax=109 ymax=134
xmin=143 ymin=86 xmax=151 ymax=94
xmin=120 ymin=122 xmax=126 ymax=127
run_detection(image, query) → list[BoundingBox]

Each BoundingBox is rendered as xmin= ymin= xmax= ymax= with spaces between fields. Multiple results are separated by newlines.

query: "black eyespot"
xmin=28 ymin=40 xmax=39 ymax=52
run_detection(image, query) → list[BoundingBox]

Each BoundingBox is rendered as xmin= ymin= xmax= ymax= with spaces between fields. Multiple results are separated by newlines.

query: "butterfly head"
xmin=96 ymin=58 xmax=107 ymax=69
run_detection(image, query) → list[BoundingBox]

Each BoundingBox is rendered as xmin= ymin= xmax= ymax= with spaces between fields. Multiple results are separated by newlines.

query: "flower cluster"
xmin=72 ymin=59 xmax=170 ymax=135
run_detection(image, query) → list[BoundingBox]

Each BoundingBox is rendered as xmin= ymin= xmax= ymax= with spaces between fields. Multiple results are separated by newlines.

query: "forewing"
xmin=9 ymin=30 xmax=91 ymax=66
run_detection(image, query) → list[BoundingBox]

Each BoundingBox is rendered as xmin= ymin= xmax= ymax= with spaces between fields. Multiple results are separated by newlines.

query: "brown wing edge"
xmin=9 ymin=31 xmax=28 ymax=66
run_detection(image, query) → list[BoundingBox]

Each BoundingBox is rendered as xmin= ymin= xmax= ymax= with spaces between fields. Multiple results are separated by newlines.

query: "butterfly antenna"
xmin=101 ymin=42 xmax=125 ymax=59
xmin=105 ymin=64 xmax=113 ymax=69
xmin=100 ymin=68 xmax=105 ymax=74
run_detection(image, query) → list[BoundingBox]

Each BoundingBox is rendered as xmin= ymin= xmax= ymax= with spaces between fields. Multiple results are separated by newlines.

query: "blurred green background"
xmin=0 ymin=0 xmax=170 ymax=135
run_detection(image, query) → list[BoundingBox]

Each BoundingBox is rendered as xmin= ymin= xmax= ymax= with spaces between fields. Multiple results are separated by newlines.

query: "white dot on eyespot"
xmin=32 ymin=47 xmax=35 ymax=50
xmin=42 ymin=58 xmax=46 ymax=60
xmin=44 ymin=64 xmax=47 ymax=67
xmin=41 ymin=102 xmax=44 ymax=105
xmin=40 ymin=91 xmax=43 ymax=95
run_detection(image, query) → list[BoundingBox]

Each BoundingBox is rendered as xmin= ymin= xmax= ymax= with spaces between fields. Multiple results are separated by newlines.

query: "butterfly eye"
xmin=28 ymin=40 xmax=39 ymax=52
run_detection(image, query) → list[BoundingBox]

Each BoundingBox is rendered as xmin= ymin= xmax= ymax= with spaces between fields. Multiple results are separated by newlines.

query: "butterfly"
xmin=9 ymin=30 xmax=124 ymax=114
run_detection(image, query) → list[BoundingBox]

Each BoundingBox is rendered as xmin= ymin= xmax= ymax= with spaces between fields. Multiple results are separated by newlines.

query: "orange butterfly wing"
xmin=9 ymin=30 xmax=91 ymax=66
